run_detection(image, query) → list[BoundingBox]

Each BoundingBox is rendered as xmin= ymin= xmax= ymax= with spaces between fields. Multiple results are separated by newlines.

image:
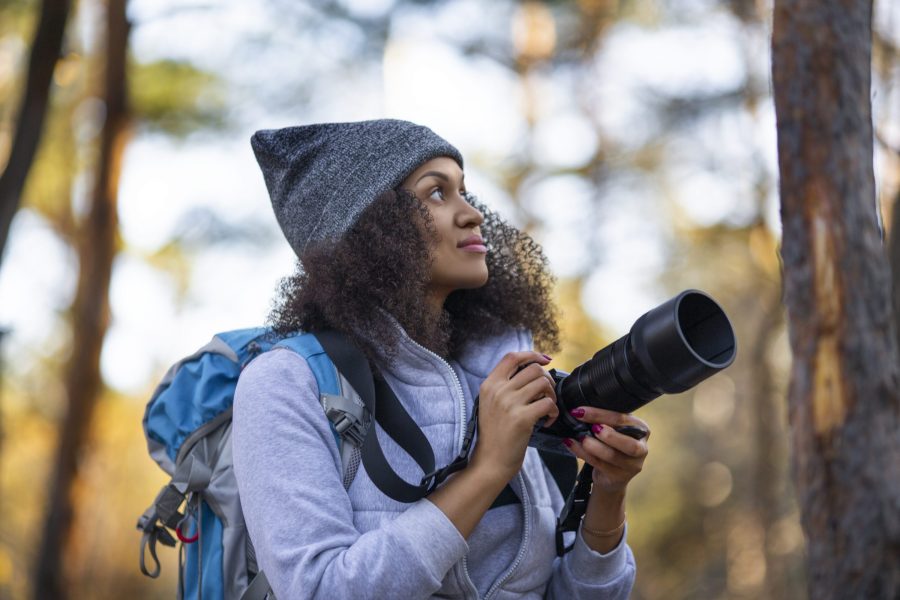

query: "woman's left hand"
xmin=564 ymin=407 xmax=650 ymax=494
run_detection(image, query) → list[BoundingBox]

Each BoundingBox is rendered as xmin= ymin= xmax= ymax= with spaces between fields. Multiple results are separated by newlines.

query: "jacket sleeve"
xmin=540 ymin=458 xmax=636 ymax=599
xmin=232 ymin=348 xmax=468 ymax=600
xmin=545 ymin=526 xmax=636 ymax=599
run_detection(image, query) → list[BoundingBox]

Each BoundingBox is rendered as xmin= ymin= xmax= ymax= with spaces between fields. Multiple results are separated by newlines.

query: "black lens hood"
xmin=629 ymin=289 xmax=736 ymax=394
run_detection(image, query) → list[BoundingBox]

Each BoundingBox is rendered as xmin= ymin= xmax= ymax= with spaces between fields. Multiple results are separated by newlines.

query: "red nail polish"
xmin=570 ymin=408 xmax=585 ymax=419
xmin=592 ymin=424 xmax=603 ymax=435
xmin=542 ymin=354 xmax=553 ymax=361
xmin=563 ymin=438 xmax=573 ymax=447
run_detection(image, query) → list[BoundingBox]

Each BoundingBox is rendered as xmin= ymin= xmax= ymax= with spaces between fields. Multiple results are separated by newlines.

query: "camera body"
xmin=528 ymin=289 xmax=737 ymax=453
xmin=528 ymin=367 xmax=588 ymax=452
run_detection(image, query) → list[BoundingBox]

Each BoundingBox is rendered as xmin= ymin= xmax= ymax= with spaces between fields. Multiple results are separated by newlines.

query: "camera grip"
xmin=613 ymin=425 xmax=648 ymax=440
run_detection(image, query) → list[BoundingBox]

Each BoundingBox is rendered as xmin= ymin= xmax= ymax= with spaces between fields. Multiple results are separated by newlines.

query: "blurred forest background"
xmin=0 ymin=0 xmax=898 ymax=598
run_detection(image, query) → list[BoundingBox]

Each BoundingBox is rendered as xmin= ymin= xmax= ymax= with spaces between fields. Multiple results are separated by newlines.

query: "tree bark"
xmin=772 ymin=0 xmax=900 ymax=598
xmin=0 ymin=0 xmax=72 ymax=264
xmin=889 ymin=191 xmax=900 ymax=356
xmin=32 ymin=0 xmax=131 ymax=597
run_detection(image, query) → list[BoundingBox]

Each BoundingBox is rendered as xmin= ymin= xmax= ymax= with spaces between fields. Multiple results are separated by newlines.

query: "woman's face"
xmin=399 ymin=156 xmax=489 ymax=302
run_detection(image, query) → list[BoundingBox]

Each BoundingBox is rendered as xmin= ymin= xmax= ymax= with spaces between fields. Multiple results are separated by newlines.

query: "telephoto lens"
xmin=530 ymin=289 xmax=737 ymax=452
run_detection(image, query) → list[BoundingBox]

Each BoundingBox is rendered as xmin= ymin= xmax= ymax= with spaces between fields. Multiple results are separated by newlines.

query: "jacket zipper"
xmin=462 ymin=556 xmax=474 ymax=599
xmin=405 ymin=339 xmax=479 ymax=597
xmin=404 ymin=339 xmax=468 ymax=453
xmin=484 ymin=472 xmax=532 ymax=600
xmin=407 ymin=338 xmax=537 ymax=599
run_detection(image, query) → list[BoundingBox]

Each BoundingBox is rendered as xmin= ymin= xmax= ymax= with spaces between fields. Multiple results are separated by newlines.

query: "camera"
xmin=529 ymin=289 xmax=737 ymax=452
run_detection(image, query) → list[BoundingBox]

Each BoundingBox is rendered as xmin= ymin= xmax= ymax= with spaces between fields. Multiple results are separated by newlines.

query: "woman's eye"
xmin=428 ymin=188 xmax=475 ymax=202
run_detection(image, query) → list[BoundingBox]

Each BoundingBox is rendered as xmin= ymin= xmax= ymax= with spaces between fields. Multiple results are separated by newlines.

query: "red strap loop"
xmin=176 ymin=524 xmax=199 ymax=544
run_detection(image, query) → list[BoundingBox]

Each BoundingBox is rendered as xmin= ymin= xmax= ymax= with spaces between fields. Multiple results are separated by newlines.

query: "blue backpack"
xmin=136 ymin=327 xmax=580 ymax=600
xmin=136 ymin=328 xmax=369 ymax=600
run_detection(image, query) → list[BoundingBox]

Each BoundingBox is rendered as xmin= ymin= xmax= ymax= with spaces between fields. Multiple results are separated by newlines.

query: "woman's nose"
xmin=458 ymin=199 xmax=484 ymax=228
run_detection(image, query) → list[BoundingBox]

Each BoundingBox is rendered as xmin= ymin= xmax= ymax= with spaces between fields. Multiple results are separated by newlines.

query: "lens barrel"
xmin=559 ymin=289 xmax=736 ymax=414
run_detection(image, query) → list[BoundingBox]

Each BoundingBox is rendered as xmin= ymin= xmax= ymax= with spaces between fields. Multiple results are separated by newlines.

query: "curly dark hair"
xmin=268 ymin=188 xmax=559 ymax=367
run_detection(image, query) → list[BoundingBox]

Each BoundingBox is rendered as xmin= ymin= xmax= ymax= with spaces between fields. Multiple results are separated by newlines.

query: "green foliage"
xmin=0 ymin=1 xmax=37 ymax=127
xmin=144 ymin=239 xmax=194 ymax=305
xmin=0 ymin=0 xmax=34 ymax=22
xmin=129 ymin=58 xmax=227 ymax=137
xmin=19 ymin=89 xmax=79 ymax=236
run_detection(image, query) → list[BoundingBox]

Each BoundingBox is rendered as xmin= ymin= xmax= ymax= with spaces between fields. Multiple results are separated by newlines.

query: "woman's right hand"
xmin=471 ymin=351 xmax=559 ymax=482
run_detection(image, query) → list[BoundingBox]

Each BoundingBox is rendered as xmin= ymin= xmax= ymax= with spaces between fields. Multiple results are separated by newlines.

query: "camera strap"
xmin=315 ymin=331 xmax=478 ymax=503
xmin=555 ymin=463 xmax=595 ymax=556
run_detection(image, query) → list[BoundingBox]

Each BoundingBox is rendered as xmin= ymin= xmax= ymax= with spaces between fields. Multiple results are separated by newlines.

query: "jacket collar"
xmin=365 ymin=310 xmax=532 ymax=382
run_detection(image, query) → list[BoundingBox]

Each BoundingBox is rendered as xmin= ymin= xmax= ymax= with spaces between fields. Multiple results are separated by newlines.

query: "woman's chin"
xmin=434 ymin=267 xmax=490 ymax=295
xmin=466 ymin=271 xmax=490 ymax=290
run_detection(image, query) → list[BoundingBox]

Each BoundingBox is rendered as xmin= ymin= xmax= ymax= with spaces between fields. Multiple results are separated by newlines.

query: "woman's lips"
xmin=458 ymin=235 xmax=487 ymax=253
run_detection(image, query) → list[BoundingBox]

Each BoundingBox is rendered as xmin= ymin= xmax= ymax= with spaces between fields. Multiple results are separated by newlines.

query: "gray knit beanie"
xmin=251 ymin=119 xmax=464 ymax=257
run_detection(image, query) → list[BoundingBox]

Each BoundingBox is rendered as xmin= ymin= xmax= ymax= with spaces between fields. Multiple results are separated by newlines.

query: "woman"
xmin=233 ymin=119 xmax=650 ymax=599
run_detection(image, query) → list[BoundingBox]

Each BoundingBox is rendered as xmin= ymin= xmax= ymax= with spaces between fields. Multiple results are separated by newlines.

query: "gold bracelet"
xmin=580 ymin=516 xmax=626 ymax=538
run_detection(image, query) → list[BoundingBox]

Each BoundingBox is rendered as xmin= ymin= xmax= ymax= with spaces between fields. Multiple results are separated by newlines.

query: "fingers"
xmin=565 ymin=434 xmax=645 ymax=480
xmin=562 ymin=410 xmax=650 ymax=478
xmin=509 ymin=362 xmax=550 ymax=387
xmin=482 ymin=353 xmax=551 ymax=404
xmin=502 ymin=379 xmax=558 ymax=428
xmin=521 ymin=396 xmax=559 ymax=426
xmin=515 ymin=373 xmax=556 ymax=403
xmin=564 ymin=437 xmax=632 ymax=478
xmin=582 ymin=433 xmax=646 ymax=469
xmin=570 ymin=407 xmax=650 ymax=442
xmin=571 ymin=406 xmax=633 ymax=427
xmin=495 ymin=351 xmax=551 ymax=380
xmin=587 ymin=424 xmax=648 ymax=459
xmin=494 ymin=360 xmax=557 ymax=408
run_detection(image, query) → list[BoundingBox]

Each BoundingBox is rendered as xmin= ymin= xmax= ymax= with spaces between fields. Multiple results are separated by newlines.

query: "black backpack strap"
xmin=241 ymin=571 xmax=274 ymax=600
xmin=488 ymin=484 xmax=520 ymax=509
xmin=313 ymin=331 xmax=377 ymax=415
xmin=310 ymin=332 xmax=504 ymax=506
xmin=490 ymin=450 xmax=578 ymax=510
xmin=313 ymin=331 xmax=445 ymax=503
xmin=538 ymin=449 xmax=578 ymax=500
xmin=361 ymin=377 xmax=437 ymax=502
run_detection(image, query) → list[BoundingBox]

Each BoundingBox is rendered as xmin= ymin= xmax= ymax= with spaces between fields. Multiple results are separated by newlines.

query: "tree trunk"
xmin=0 ymin=0 xmax=72 ymax=264
xmin=772 ymin=0 xmax=900 ymax=598
xmin=32 ymin=0 xmax=131 ymax=597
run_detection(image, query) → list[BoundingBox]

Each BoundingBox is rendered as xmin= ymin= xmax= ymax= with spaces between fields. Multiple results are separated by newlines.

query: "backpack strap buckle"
xmin=321 ymin=392 xmax=369 ymax=447
xmin=153 ymin=483 xmax=188 ymax=529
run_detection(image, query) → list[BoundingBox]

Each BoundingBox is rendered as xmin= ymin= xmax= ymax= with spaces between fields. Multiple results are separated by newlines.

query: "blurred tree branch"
xmin=0 ymin=0 xmax=72 ymax=266
xmin=32 ymin=0 xmax=131 ymax=596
